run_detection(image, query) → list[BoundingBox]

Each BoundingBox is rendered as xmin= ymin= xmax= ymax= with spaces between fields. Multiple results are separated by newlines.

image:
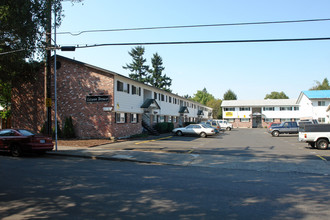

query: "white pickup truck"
xmin=299 ymin=124 xmax=330 ymax=150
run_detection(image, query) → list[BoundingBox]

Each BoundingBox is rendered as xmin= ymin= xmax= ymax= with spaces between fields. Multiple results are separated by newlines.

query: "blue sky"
xmin=56 ymin=0 xmax=330 ymax=100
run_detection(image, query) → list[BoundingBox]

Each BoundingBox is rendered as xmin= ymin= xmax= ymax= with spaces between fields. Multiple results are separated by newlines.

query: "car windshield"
xmin=202 ymin=124 xmax=213 ymax=128
xmin=17 ymin=129 xmax=36 ymax=136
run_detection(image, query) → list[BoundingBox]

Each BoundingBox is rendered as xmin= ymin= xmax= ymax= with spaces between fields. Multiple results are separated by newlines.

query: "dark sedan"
xmin=0 ymin=129 xmax=53 ymax=156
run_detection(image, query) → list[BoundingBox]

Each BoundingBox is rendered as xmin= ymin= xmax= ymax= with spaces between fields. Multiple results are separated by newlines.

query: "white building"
xmin=221 ymin=90 xmax=330 ymax=128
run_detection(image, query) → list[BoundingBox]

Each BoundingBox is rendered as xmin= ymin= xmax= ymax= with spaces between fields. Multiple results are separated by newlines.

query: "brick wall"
xmin=11 ymin=56 xmax=144 ymax=139
xmin=11 ymin=70 xmax=45 ymax=131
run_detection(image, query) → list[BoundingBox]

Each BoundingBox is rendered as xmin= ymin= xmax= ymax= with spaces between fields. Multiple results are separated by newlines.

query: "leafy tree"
xmin=149 ymin=53 xmax=172 ymax=92
xmin=223 ymin=89 xmax=237 ymax=100
xmin=63 ymin=116 xmax=76 ymax=139
xmin=264 ymin=91 xmax=289 ymax=99
xmin=192 ymin=88 xmax=215 ymax=105
xmin=310 ymin=78 xmax=330 ymax=90
xmin=123 ymin=46 xmax=150 ymax=83
xmin=206 ymin=99 xmax=222 ymax=119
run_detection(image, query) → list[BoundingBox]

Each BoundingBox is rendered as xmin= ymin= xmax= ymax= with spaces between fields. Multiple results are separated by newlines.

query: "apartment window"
xmin=169 ymin=96 xmax=172 ymax=103
xmin=240 ymin=118 xmax=250 ymax=122
xmin=131 ymin=114 xmax=138 ymax=123
xmin=138 ymin=87 xmax=141 ymax=96
xmin=224 ymin=107 xmax=235 ymax=111
xmin=127 ymin=84 xmax=130 ymax=94
xmin=280 ymin=107 xmax=292 ymax=111
xmin=116 ymin=113 xmax=126 ymax=123
xmin=263 ymin=107 xmax=274 ymax=111
xmin=318 ymin=118 xmax=326 ymax=123
xmin=168 ymin=116 xmax=172 ymax=122
xmin=265 ymin=118 xmax=274 ymax=122
xmin=117 ymin=81 xmax=123 ymax=92
xmin=132 ymin=85 xmax=137 ymax=95
xmin=239 ymin=107 xmax=250 ymax=111
xmin=294 ymin=107 xmax=299 ymax=111
xmin=318 ymin=101 xmax=326 ymax=106
xmin=154 ymin=92 xmax=157 ymax=99
xmin=280 ymin=118 xmax=291 ymax=122
xmin=173 ymin=117 xmax=177 ymax=123
xmin=161 ymin=94 xmax=165 ymax=101
xmin=159 ymin=116 xmax=165 ymax=122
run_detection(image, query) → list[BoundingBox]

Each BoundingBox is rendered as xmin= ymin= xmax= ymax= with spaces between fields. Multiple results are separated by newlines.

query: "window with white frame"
xmin=265 ymin=118 xmax=274 ymax=122
xmin=224 ymin=107 xmax=235 ymax=111
xmin=168 ymin=116 xmax=172 ymax=122
xmin=294 ymin=107 xmax=299 ymax=111
xmin=132 ymin=85 xmax=138 ymax=95
xmin=280 ymin=107 xmax=292 ymax=111
xmin=240 ymin=118 xmax=250 ymax=122
xmin=263 ymin=107 xmax=274 ymax=111
xmin=280 ymin=118 xmax=291 ymax=122
xmin=318 ymin=118 xmax=326 ymax=123
xmin=131 ymin=113 xmax=138 ymax=123
xmin=239 ymin=107 xmax=250 ymax=111
xmin=116 ymin=113 xmax=126 ymax=123
xmin=173 ymin=117 xmax=177 ymax=123
xmin=318 ymin=101 xmax=326 ymax=106
xmin=117 ymin=81 xmax=124 ymax=92
xmin=159 ymin=115 xmax=165 ymax=122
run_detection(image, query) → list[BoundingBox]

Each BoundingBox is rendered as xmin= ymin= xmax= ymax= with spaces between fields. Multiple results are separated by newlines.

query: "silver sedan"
xmin=172 ymin=124 xmax=216 ymax=138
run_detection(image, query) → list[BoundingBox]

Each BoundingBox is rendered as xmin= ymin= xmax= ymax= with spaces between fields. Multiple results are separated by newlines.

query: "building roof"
xmin=55 ymin=55 xmax=212 ymax=110
xmin=301 ymin=90 xmax=330 ymax=99
xmin=221 ymin=99 xmax=298 ymax=107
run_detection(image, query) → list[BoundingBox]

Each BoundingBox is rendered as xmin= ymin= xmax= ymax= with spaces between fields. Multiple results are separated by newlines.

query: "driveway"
xmin=98 ymin=128 xmax=330 ymax=161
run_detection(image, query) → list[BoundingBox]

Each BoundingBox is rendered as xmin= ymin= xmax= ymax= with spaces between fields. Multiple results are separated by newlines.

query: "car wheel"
xmin=11 ymin=145 xmax=22 ymax=157
xmin=272 ymin=130 xmax=280 ymax=137
xmin=226 ymin=127 xmax=231 ymax=131
xmin=316 ymin=139 xmax=329 ymax=150
xmin=176 ymin=131 xmax=183 ymax=136
xmin=200 ymin=132 xmax=207 ymax=138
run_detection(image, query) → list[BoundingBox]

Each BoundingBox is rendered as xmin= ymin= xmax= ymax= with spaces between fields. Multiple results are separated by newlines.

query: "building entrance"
xmin=252 ymin=108 xmax=263 ymax=128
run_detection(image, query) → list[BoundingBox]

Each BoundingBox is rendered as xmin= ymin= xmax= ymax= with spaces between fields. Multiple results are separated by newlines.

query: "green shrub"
xmin=154 ymin=122 xmax=174 ymax=133
xmin=63 ymin=116 xmax=76 ymax=139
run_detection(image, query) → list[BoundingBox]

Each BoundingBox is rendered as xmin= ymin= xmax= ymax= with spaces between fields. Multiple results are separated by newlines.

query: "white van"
xmin=215 ymin=120 xmax=233 ymax=131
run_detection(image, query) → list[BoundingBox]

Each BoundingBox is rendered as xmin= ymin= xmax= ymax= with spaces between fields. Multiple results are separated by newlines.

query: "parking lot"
xmin=106 ymin=128 xmax=330 ymax=161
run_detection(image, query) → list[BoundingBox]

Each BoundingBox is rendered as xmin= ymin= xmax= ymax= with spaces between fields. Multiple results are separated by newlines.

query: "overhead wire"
xmin=57 ymin=18 xmax=330 ymax=36
xmin=67 ymin=37 xmax=330 ymax=49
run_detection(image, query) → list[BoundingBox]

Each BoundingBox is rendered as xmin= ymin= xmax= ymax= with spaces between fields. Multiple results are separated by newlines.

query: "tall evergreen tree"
xmin=149 ymin=53 xmax=172 ymax=92
xmin=223 ymin=89 xmax=237 ymax=100
xmin=310 ymin=78 xmax=330 ymax=90
xmin=264 ymin=91 xmax=289 ymax=99
xmin=123 ymin=46 xmax=150 ymax=83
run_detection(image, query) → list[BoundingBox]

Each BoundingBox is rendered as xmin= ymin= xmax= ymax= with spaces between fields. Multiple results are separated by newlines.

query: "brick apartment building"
xmin=11 ymin=56 xmax=212 ymax=138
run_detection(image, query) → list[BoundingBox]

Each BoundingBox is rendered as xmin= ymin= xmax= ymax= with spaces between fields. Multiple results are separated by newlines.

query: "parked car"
xmin=201 ymin=121 xmax=222 ymax=133
xmin=200 ymin=122 xmax=220 ymax=134
xmin=0 ymin=129 xmax=53 ymax=157
xmin=267 ymin=122 xmax=281 ymax=132
xmin=214 ymin=120 xmax=233 ymax=131
xmin=172 ymin=124 xmax=216 ymax=138
xmin=268 ymin=122 xmax=299 ymax=137
xmin=299 ymin=124 xmax=330 ymax=150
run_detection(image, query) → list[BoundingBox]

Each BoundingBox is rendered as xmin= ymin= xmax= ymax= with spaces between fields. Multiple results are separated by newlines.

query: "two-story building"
xmin=221 ymin=90 xmax=330 ymax=128
xmin=11 ymin=55 xmax=212 ymax=138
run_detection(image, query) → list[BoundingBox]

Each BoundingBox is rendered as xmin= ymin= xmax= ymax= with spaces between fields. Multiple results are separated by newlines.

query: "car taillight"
xmin=305 ymin=134 xmax=307 ymax=138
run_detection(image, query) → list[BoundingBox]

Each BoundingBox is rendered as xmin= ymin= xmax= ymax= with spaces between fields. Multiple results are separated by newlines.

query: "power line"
xmin=68 ymin=37 xmax=330 ymax=49
xmin=57 ymin=18 xmax=330 ymax=36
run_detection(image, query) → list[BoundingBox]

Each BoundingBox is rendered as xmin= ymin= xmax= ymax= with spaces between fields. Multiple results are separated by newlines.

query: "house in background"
xmin=11 ymin=55 xmax=212 ymax=139
xmin=221 ymin=90 xmax=330 ymax=128
xmin=297 ymin=90 xmax=330 ymax=124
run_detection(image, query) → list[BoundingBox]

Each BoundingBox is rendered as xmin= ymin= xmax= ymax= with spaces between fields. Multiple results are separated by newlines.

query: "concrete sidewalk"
xmin=47 ymin=144 xmax=330 ymax=176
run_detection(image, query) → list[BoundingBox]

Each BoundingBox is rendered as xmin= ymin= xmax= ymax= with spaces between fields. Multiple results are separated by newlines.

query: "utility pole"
xmin=45 ymin=0 xmax=52 ymax=135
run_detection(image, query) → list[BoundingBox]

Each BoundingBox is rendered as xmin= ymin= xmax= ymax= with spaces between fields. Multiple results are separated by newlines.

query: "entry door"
xmin=253 ymin=116 xmax=262 ymax=128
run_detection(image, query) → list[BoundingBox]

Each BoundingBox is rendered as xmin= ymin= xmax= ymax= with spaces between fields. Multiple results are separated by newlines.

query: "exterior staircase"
xmin=142 ymin=113 xmax=159 ymax=135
